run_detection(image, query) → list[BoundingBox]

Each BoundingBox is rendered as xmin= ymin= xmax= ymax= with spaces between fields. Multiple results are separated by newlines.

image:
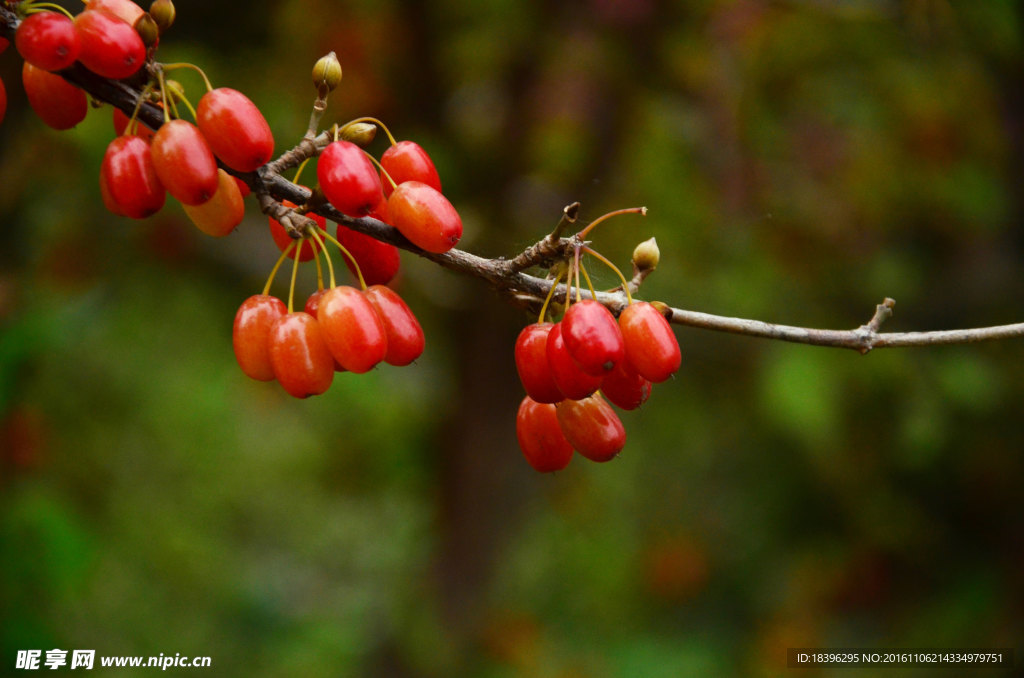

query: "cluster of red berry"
xmin=8 ymin=0 xmax=165 ymax=127
xmin=3 ymin=0 xmax=465 ymax=400
xmin=514 ymin=233 xmax=681 ymax=472
xmin=5 ymin=0 xmax=258 ymax=234
xmin=243 ymin=111 xmax=459 ymax=398
xmin=233 ymin=283 xmax=424 ymax=399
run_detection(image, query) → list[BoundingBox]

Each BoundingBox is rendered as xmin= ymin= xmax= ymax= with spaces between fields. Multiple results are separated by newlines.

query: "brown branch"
xmin=4 ymin=6 xmax=1023 ymax=355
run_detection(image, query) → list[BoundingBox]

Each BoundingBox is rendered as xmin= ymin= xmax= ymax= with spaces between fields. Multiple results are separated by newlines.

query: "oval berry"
xmin=317 ymin=286 xmax=388 ymax=373
xmin=151 ymin=119 xmax=220 ymax=205
xmin=546 ymin=322 xmax=603 ymax=401
xmin=0 ymin=76 xmax=6 ymax=127
xmin=600 ymin=360 xmax=651 ymax=411
xmin=317 ymin=140 xmax=382 ymax=217
xmin=381 ymin=140 xmax=441 ymax=198
xmin=84 ymin=0 xmax=145 ymax=27
xmin=335 ymin=224 xmax=401 ymax=287
xmin=619 ymin=301 xmax=681 ymax=383
xmin=233 ymin=294 xmax=287 ymax=382
xmin=183 ymin=169 xmax=244 ymax=237
xmin=514 ymin=323 xmax=563 ymax=404
xmin=364 ymin=285 xmax=424 ymax=366
xmin=196 ymin=88 xmax=274 ymax=172
xmin=0 ymin=37 xmax=8 ymax=55
xmin=74 ymin=9 xmax=146 ymax=80
xmin=101 ymin=135 xmax=165 ymax=218
xmin=561 ymin=299 xmax=624 ymax=376
xmin=16 ymin=12 xmax=80 ymax=72
xmin=516 ymin=397 xmax=574 ymax=473
xmin=22 ymin=62 xmax=87 ymax=130
xmin=269 ymin=200 xmax=325 ymax=262
xmin=555 ymin=394 xmax=626 ymax=463
xmin=387 ymin=181 xmax=462 ymax=254
xmin=268 ymin=312 xmax=335 ymax=398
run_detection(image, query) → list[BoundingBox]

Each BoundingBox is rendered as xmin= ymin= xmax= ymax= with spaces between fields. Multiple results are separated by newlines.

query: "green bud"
xmin=149 ymin=0 xmax=175 ymax=33
xmin=134 ymin=13 xmax=160 ymax=48
xmin=632 ymin=237 xmax=660 ymax=272
xmin=313 ymin=52 xmax=343 ymax=93
xmin=340 ymin=122 xmax=377 ymax=146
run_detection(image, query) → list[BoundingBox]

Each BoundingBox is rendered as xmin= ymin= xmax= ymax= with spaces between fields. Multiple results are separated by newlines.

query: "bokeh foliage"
xmin=1 ymin=0 xmax=1022 ymax=676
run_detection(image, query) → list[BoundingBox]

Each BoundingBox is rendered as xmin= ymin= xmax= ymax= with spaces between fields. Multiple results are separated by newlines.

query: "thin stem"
xmin=580 ymin=262 xmax=597 ymax=300
xmin=578 ymin=206 xmax=647 ymax=240
xmin=293 ymin=158 xmax=311 ymax=187
xmin=262 ymin=241 xmax=296 ymax=296
xmin=157 ymin=70 xmax=170 ymax=124
xmin=177 ymin=93 xmax=197 ymax=121
xmin=161 ymin=62 xmax=213 ymax=92
xmin=287 ymin=237 xmax=302 ymax=313
xmin=573 ymin=247 xmax=582 ymax=304
xmin=309 ymin=228 xmax=335 ymax=289
xmin=312 ymin=236 xmax=325 ymax=291
xmin=317 ymin=227 xmax=366 ymax=290
xmin=582 ymin=246 xmax=633 ymax=305
xmin=26 ymin=4 xmax=74 ymax=19
xmin=306 ymin=96 xmax=327 ymax=139
xmin=537 ymin=268 xmax=567 ymax=324
xmin=344 ymin=116 xmax=397 ymax=146
xmin=364 ymin=152 xmax=397 ymax=192
xmin=124 ymin=82 xmax=155 ymax=137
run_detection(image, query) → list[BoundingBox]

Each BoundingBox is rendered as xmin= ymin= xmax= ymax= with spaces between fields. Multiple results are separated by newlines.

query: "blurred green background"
xmin=1 ymin=0 xmax=1023 ymax=676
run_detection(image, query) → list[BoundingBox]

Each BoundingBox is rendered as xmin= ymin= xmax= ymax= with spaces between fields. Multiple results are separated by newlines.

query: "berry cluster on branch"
xmin=2 ymin=0 xmax=1024 ymax=469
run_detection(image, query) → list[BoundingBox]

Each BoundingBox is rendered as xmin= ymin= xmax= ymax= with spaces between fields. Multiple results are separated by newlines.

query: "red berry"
xmin=84 ymin=0 xmax=145 ymax=27
xmin=101 ymin=135 xmax=165 ymax=218
xmin=233 ymin=294 xmax=287 ymax=382
xmin=182 ymin=169 xmax=245 ymax=237
xmin=381 ymin=140 xmax=441 ymax=198
xmin=269 ymin=200 xmax=325 ymax=262
xmin=196 ymin=88 xmax=274 ymax=172
xmin=150 ymin=119 xmax=220 ymax=205
xmin=600 ymin=360 xmax=651 ymax=411
xmin=555 ymin=394 xmax=626 ymax=462
xmin=74 ymin=9 xmax=146 ymax=80
xmin=335 ymin=224 xmax=401 ymax=286
xmin=317 ymin=286 xmax=388 ymax=373
xmin=16 ymin=12 xmax=81 ymax=72
xmin=22 ymin=62 xmax=87 ymax=130
xmin=317 ymin=140 xmax=382 ymax=217
xmin=303 ymin=290 xmax=325 ymax=317
xmin=386 ymin=181 xmax=462 ymax=254
xmin=546 ymin=322 xmax=603 ymax=401
xmin=364 ymin=285 xmax=424 ymax=366
xmin=619 ymin=301 xmax=681 ymax=383
xmin=516 ymin=397 xmax=574 ymax=473
xmin=0 ymin=37 xmax=8 ymax=55
xmin=268 ymin=312 xmax=335 ymax=398
xmin=0 ymin=77 xmax=6 ymax=127
xmin=561 ymin=299 xmax=624 ymax=376
xmin=514 ymin=323 xmax=563 ymax=404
